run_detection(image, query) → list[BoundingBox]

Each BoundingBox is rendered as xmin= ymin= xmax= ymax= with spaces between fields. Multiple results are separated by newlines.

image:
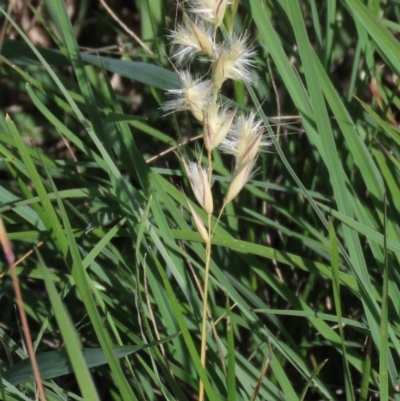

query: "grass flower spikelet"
xmin=163 ymin=71 xmax=213 ymax=122
xmin=213 ymin=34 xmax=256 ymax=88
xmin=188 ymin=0 xmax=231 ymax=27
xmin=203 ymin=101 xmax=236 ymax=151
xmin=219 ymin=112 xmax=271 ymax=168
xmin=169 ymin=19 xmax=215 ymax=65
xmin=224 ymin=159 xmax=256 ymax=204
xmin=184 ymin=160 xmax=214 ymax=214
xmin=187 ymin=201 xmax=210 ymax=242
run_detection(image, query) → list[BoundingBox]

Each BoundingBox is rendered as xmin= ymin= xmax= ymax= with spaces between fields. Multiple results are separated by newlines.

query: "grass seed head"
xmin=212 ymin=34 xmax=255 ymax=88
xmin=224 ymin=159 xmax=256 ymax=204
xmin=203 ymin=101 xmax=236 ymax=151
xmin=163 ymin=71 xmax=213 ymax=122
xmin=169 ymin=19 xmax=215 ymax=65
xmin=188 ymin=0 xmax=231 ymax=27
xmin=219 ymin=112 xmax=271 ymax=169
xmin=184 ymin=160 xmax=214 ymax=214
xmin=187 ymin=201 xmax=210 ymax=242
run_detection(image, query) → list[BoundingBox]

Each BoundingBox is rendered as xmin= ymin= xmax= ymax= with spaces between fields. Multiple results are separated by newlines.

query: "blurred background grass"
xmin=0 ymin=0 xmax=400 ymax=400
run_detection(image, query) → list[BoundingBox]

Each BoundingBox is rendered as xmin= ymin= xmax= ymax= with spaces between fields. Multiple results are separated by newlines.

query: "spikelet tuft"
xmin=169 ymin=19 xmax=215 ymax=65
xmin=203 ymin=101 xmax=236 ymax=151
xmin=219 ymin=112 xmax=271 ymax=169
xmin=188 ymin=0 xmax=231 ymax=27
xmin=224 ymin=159 xmax=256 ymax=204
xmin=212 ymin=34 xmax=255 ymax=89
xmin=163 ymin=71 xmax=213 ymax=122
xmin=187 ymin=201 xmax=210 ymax=242
xmin=184 ymin=160 xmax=214 ymax=214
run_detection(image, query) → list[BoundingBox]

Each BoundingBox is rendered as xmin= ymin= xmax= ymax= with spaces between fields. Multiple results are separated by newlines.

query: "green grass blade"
xmin=299 ymin=359 xmax=327 ymax=401
xmin=359 ymin=340 xmax=372 ymax=401
xmin=285 ymin=0 xmax=392 ymax=383
xmin=1 ymin=38 xmax=178 ymax=89
xmin=45 ymin=176 xmax=137 ymax=399
xmin=4 ymin=335 xmax=178 ymax=385
xmin=226 ymin=298 xmax=236 ymax=401
xmin=270 ymin=353 xmax=299 ymax=401
xmin=379 ymin=194 xmax=389 ymax=401
xmin=330 ymin=221 xmax=355 ymax=401
xmin=34 ymin=250 xmax=100 ymax=401
xmin=345 ymin=0 xmax=400 ymax=77
xmin=151 ymin=251 xmax=217 ymax=401
xmin=5 ymin=116 xmax=68 ymax=256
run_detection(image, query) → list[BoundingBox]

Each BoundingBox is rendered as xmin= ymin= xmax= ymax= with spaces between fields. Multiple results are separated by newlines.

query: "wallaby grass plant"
xmin=164 ymin=1 xmax=270 ymax=397
xmin=1 ymin=0 xmax=400 ymax=400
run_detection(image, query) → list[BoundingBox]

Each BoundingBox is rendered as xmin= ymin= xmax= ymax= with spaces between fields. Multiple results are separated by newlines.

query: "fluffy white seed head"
xmin=169 ymin=19 xmax=215 ymax=65
xmin=213 ymin=34 xmax=256 ymax=89
xmin=188 ymin=0 xmax=231 ymax=27
xmin=163 ymin=71 xmax=213 ymax=122
xmin=184 ymin=160 xmax=213 ymax=214
xmin=219 ymin=112 xmax=271 ymax=169
xmin=203 ymin=101 xmax=236 ymax=151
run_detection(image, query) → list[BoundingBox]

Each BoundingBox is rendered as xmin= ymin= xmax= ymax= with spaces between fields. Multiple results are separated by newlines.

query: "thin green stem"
xmin=199 ymin=150 xmax=214 ymax=401
xmin=212 ymin=202 xmax=226 ymax=238
xmin=199 ymin=202 xmax=227 ymax=401
xmin=199 ymin=214 xmax=212 ymax=401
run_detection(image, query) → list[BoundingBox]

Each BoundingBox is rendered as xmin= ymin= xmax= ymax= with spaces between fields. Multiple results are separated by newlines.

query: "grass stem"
xmin=199 ymin=212 xmax=212 ymax=401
